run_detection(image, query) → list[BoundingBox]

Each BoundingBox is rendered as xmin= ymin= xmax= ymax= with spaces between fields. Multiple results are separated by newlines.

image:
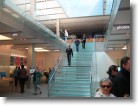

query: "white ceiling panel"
xmin=119 ymin=0 xmax=130 ymax=9
xmin=37 ymin=14 xmax=67 ymax=20
xmin=36 ymin=8 xmax=64 ymax=15
xmin=17 ymin=4 xmax=30 ymax=12
xmin=111 ymin=27 xmax=130 ymax=35
xmin=107 ymin=41 xmax=126 ymax=45
xmin=106 ymin=34 xmax=130 ymax=40
xmin=36 ymin=1 xmax=60 ymax=9
xmin=10 ymin=0 xmax=30 ymax=4
xmin=106 ymin=44 xmax=124 ymax=48
xmin=114 ymin=10 xmax=130 ymax=25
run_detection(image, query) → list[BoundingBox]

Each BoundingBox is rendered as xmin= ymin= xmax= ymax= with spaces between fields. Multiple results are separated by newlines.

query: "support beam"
xmin=103 ymin=0 xmax=106 ymax=15
xmin=30 ymin=0 xmax=36 ymax=19
xmin=56 ymin=19 xmax=60 ymax=36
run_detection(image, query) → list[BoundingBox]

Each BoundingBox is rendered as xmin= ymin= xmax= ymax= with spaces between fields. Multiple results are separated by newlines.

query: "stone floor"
xmin=0 ymin=83 xmax=48 ymax=98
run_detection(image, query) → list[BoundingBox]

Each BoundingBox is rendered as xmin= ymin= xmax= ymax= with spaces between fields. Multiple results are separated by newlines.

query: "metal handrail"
xmin=48 ymin=52 xmax=64 ymax=97
xmin=90 ymin=35 xmax=98 ymax=97
xmin=48 ymin=53 xmax=64 ymax=82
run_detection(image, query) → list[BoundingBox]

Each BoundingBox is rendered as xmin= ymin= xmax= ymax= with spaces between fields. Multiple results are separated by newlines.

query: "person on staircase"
xmin=65 ymin=44 xmax=73 ymax=66
xmin=74 ymin=37 xmax=80 ymax=52
xmin=81 ymin=34 xmax=86 ymax=49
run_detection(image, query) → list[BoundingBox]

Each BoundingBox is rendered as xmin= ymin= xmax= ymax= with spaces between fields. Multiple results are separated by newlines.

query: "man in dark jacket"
xmin=112 ymin=56 xmax=130 ymax=97
xmin=65 ymin=45 xmax=73 ymax=66
xmin=19 ymin=65 xmax=27 ymax=93
xmin=81 ymin=34 xmax=86 ymax=49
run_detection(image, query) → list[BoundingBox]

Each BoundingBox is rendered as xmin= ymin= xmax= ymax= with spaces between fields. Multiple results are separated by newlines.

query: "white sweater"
xmin=95 ymin=89 xmax=115 ymax=97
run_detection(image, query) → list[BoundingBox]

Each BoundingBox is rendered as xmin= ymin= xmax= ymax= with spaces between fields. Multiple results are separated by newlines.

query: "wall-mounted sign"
xmin=10 ymin=56 xmax=27 ymax=66
xmin=113 ymin=25 xmax=130 ymax=30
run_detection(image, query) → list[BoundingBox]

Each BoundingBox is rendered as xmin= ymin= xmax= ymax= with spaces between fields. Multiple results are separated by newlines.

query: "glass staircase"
xmin=48 ymin=42 xmax=95 ymax=97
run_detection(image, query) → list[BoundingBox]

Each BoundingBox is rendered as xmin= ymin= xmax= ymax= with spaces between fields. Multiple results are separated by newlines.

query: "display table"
xmin=0 ymin=77 xmax=15 ymax=92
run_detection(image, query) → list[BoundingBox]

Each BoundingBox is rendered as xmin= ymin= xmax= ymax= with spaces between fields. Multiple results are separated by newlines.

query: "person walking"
xmin=81 ymin=34 xmax=86 ymax=49
xmin=65 ymin=45 xmax=73 ymax=66
xmin=112 ymin=56 xmax=130 ymax=97
xmin=74 ymin=37 xmax=80 ymax=52
xmin=33 ymin=66 xmax=43 ymax=95
xmin=13 ymin=66 xmax=19 ymax=87
xmin=18 ymin=65 xmax=27 ymax=93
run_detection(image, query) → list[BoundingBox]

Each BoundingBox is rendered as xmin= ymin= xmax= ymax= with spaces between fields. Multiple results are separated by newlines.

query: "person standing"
xmin=112 ymin=56 xmax=130 ymax=97
xmin=33 ymin=66 xmax=43 ymax=95
xmin=107 ymin=65 xmax=118 ymax=84
xmin=13 ymin=66 xmax=19 ymax=87
xmin=65 ymin=45 xmax=73 ymax=66
xmin=81 ymin=34 xmax=86 ymax=49
xmin=18 ymin=65 xmax=27 ymax=93
xmin=107 ymin=65 xmax=118 ymax=94
xmin=74 ymin=38 xmax=80 ymax=52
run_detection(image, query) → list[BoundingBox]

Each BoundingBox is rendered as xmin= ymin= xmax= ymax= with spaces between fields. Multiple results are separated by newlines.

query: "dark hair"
xmin=107 ymin=65 xmax=118 ymax=75
xmin=120 ymin=56 xmax=130 ymax=69
xmin=21 ymin=65 xmax=24 ymax=69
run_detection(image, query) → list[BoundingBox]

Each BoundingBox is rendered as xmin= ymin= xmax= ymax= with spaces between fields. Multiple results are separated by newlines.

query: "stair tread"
xmin=49 ymin=42 xmax=94 ymax=97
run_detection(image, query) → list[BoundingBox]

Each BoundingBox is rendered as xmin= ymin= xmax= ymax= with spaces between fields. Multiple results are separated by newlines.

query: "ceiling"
xmin=40 ymin=15 xmax=109 ymax=35
xmin=0 ymin=0 xmax=110 ymax=51
xmin=105 ymin=0 xmax=130 ymax=50
xmin=0 ymin=0 xmax=130 ymax=52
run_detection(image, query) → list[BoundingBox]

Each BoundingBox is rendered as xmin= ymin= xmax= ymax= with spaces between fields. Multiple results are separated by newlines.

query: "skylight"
xmin=9 ymin=0 xmax=114 ymax=20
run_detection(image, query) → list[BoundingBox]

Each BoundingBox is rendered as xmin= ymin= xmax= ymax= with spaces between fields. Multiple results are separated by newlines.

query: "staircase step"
xmin=49 ymin=91 xmax=91 ymax=97
xmin=51 ymin=80 xmax=91 ymax=84
xmin=56 ymin=73 xmax=90 ymax=75
xmin=51 ymin=88 xmax=90 ymax=92
xmin=55 ymin=78 xmax=90 ymax=81
xmin=49 ymin=42 xmax=94 ymax=97
xmin=56 ymin=75 xmax=90 ymax=78
xmin=51 ymin=84 xmax=90 ymax=88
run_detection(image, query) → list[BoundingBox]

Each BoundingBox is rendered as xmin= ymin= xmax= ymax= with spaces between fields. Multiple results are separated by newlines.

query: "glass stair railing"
xmin=48 ymin=42 xmax=94 ymax=97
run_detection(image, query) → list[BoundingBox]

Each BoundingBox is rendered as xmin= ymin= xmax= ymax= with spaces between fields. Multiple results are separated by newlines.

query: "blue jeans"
xmin=76 ymin=45 xmax=79 ymax=52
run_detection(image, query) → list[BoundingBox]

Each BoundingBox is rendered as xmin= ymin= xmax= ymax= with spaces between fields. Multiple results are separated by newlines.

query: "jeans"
xmin=67 ymin=55 xmax=71 ymax=66
xmin=76 ymin=45 xmax=79 ymax=52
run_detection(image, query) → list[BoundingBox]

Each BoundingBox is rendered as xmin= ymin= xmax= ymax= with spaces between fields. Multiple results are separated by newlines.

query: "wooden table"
xmin=0 ymin=77 xmax=15 ymax=92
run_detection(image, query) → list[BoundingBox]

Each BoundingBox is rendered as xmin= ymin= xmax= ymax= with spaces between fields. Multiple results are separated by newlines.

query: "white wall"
xmin=0 ymin=45 xmax=11 ymax=76
xmin=95 ymin=50 xmax=126 ymax=81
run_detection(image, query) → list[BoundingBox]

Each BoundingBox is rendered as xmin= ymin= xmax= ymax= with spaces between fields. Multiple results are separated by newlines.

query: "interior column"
xmin=27 ymin=44 xmax=35 ymax=70
xmin=56 ymin=19 xmax=60 ymax=36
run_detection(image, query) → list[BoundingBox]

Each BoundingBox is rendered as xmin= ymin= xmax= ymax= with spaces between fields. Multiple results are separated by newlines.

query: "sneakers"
xmin=33 ymin=92 xmax=42 ymax=95
xmin=33 ymin=93 xmax=38 ymax=95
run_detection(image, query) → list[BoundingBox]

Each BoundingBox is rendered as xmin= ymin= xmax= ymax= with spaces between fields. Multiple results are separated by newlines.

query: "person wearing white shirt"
xmin=95 ymin=78 xmax=115 ymax=97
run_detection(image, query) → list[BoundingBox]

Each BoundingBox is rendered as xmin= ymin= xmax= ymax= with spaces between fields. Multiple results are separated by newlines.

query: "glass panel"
xmin=58 ymin=0 xmax=104 ymax=17
xmin=106 ymin=0 xmax=114 ymax=15
xmin=37 ymin=1 xmax=60 ymax=9
xmin=9 ymin=0 xmax=114 ymax=19
xmin=36 ymin=8 xmax=64 ymax=15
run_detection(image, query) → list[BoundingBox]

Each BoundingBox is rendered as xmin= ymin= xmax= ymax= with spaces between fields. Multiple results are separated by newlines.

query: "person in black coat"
xmin=81 ymin=34 xmax=86 ymax=49
xmin=107 ymin=65 xmax=118 ymax=94
xmin=112 ymin=56 xmax=130 ymax=97
xmin=65 ymin=45 xmax=73 ymax=66
xmin=107 ymin=65 xmax=118 ymax=83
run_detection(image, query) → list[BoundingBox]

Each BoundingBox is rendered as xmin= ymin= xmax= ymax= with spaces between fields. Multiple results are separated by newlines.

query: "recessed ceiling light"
xmin=0 ymin=35 xmax=12 ymax=40
xmin=122 ymin=45 xmax=127 ymax=50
